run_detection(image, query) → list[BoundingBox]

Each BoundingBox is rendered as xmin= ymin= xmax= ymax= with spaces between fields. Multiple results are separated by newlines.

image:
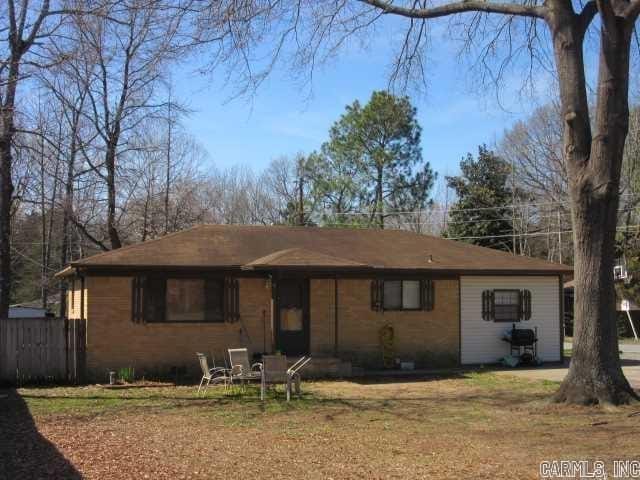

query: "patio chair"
xmin=196 ymin=352 xmax=229 ymax=395
xmin=261 ymin=355 xmax=311 ymax=401
xmin=227 ymin=348 xmax=263 ymax=387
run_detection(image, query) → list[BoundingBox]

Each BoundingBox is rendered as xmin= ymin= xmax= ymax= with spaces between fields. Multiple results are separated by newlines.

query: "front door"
xmin=275 ymin=278 xmax=310 ymax=355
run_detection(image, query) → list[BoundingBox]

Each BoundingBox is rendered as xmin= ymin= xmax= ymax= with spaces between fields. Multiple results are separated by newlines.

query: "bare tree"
xmin=501 ymin=103 xmax=567 ymax=204
xmin=37 ymin=38 xmax=98 ymax=315
xmin=76 ymin=0 xmax=186 ymax=249
xmin=262 ymin=155 xmax=313 ymax=225
xmin=500 ymin=104 xmax=571 ymax=261
xmin=620 ymin=106 xmax=640 ymax=239
xmin=0 ymin=1 xmax=76 ymax=317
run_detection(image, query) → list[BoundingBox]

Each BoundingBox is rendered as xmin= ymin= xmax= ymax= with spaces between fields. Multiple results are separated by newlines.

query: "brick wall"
xmin=309 ymin=279 xmax=460 ymax=368
xmin=84 ymin=275 xmax=460 ymax=379
xmin=309 ymin=279 xmax=337 ymax=355
xmin=85 ymin=276 xmax=271 ymax=379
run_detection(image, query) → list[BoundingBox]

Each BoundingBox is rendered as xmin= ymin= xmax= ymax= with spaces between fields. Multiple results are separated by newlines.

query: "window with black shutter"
xmin=371 ymin=278 xmax=435 ymax=311
xmin=132 ymin=275 xmax=232 ymax=323
xmin=482 ymin=289 xmax=532 ymax=322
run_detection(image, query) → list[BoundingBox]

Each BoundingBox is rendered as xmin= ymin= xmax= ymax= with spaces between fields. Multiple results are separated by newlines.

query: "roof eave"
xmin=54 ymin=266 xmax=76 ymax=278
xmin=69 ymin=263 xmax=571 ymax=276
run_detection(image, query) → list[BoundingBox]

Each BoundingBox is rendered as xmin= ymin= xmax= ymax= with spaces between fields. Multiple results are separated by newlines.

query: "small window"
xmin=482 ymin=289 xmax=531 ymax=322
xmin=166 ymin=279 xmax=206 ymax=322
xmin=383 ymin=280 xmax=421 ymax=311
xmin=493 ymin=290 xmax=520 ymax=322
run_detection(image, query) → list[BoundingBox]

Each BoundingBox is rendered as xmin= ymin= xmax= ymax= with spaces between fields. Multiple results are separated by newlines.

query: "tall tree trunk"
xmin=164 ymin=92 xmax=172 ymax=235
xmin=59 ymin=162 xmax=73 ymax=318
xmin=298 ymin=174 xmax=305 ymax=226
xmin=105 ymin=142 xmax=122 ymax=249
xmin=550 ymin=4 xmax=637 ymax=404
xmin=377 ymin=165 xmax=384 ymax=229
xmin=0 ymin=58 xmax=19 ymax=318
xmin=0 ymin=134 xmax=13 ymax=319
xmin=59 ymin=109 xmax=81 ymax=318
xmin=39 ymin=132 xmax=47 ymax=309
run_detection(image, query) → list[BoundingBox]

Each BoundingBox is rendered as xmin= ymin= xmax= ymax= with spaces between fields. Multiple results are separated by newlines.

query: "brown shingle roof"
xmin=243 ymin=248 xmax=369 ymax=269
xmin=65 ymin=224 xmax=571 ymax=274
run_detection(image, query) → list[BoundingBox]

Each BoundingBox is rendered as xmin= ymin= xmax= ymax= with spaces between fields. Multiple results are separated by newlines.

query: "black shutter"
xmin=143 ymin=276 xmax=166 ymax=322
xmin=421 ymin=279 xmax=435 ymax=311
xmin=371 ymin=279 xmax=383 ymax=311
xmin=482 ymin=290 xmax=494 ymax=321
xmin=205 ymin=278 xmax=224 ymax=322
xmin=521 ymin=289 xmax=532 ymax=320
xmin=131 ymin=276 xmax=144 ymax=323
xmin=224 ymin=277 xmax=240 ymax=323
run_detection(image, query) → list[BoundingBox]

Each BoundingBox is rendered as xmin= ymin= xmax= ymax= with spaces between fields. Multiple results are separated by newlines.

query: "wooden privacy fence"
xmin=0 ymin=317 xmax=86 ymax=385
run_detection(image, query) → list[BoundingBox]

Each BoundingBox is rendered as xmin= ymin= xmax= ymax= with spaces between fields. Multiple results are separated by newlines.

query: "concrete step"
xmin=287 ymin=356 xmax=353 ymax=378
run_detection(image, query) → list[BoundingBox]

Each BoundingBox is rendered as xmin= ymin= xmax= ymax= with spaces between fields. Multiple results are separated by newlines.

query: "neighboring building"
xmin=564 ymin=280 xmax=639 ymax=339
xmin=56 ymin=225 xmax=570 ymax=379
xmin=9 ymin=303 xmax=51 ymax=318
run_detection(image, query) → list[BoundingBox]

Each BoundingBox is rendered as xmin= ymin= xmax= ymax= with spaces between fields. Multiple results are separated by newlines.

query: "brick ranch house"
xmin=56 ymin=224 xmax=571 ymax=379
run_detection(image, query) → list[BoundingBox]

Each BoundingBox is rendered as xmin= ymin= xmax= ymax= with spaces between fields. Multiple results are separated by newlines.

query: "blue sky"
xmin=172 ymin=18 xmax=554 ymax=180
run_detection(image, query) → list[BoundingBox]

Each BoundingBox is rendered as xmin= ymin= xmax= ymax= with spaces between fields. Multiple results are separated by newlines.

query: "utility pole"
xmin=298 ymin=175 xmax=304 ymax=226
xmin=297 ymin=156 xmax=305 ymax=227
xmin=510 ymin=156 xmax=516 ymax=255
xmin=557 ymin=207 xmax=563 ymax=264
xmin=442 ymin=183 xmax=449 ymax=232
xmin=164 ymin=84 xmax=173 ymax=235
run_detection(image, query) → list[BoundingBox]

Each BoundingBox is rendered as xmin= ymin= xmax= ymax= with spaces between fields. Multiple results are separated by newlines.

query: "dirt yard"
xmin=1 ymin=372 xmax=639 ymax=479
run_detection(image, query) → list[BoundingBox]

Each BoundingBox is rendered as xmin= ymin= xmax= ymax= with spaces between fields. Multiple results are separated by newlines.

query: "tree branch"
xmin=69 ymin=216 xmax=110 ymax=252
xmin=625 ymin=0 xmax=640 ymax=19
xmin=578 ymin=1 xmax=598 ymax=34
xmin=361 ymin=0 xmax=546 ymax=19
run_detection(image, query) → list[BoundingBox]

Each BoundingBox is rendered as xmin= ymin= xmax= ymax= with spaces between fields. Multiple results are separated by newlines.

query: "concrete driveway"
xmin=564 ymin=341 xmax=640 ymax=354
xmin=495 ymin=353 xmax=640 ymax=390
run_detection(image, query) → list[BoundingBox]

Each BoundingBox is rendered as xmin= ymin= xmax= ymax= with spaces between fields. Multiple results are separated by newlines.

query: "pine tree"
xmin=445 ymin=145 xmax=513 ymax=251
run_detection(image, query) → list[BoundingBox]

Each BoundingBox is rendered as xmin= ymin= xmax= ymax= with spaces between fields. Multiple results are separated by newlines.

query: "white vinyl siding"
xmin=460 ymin=276 xmax=561 ymax=364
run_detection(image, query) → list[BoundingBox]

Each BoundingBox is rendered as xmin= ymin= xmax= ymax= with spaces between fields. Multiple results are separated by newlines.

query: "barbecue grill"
xmin=502 ymin=324 xmax=538 ymax=364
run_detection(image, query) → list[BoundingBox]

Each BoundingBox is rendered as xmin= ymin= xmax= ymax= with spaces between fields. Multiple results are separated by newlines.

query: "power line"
xmin=318 ymin=205 xmax=639 ymax=228
xmin=302 ymin=193 xmax=640 ymax=216
xmin=11 ymin=246 xmax=59 ymax=272
xmin=442 ymin=224 xmax=640 ymax=242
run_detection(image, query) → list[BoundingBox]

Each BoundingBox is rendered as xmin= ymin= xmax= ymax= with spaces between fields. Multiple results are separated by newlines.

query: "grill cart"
xmin=502 ymin=324 xmax=539 ymax=366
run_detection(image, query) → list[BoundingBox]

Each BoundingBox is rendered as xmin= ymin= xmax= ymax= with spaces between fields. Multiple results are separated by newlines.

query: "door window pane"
xmin=383 ymin=280 xmax=402 ymax=310
xmin=280 ymin=307 xmax=303 ymax=331
xmin=402 ymin=281 xmax=421 ymax=309
xmin=166 ymin=279 xmax=206 ymax=322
